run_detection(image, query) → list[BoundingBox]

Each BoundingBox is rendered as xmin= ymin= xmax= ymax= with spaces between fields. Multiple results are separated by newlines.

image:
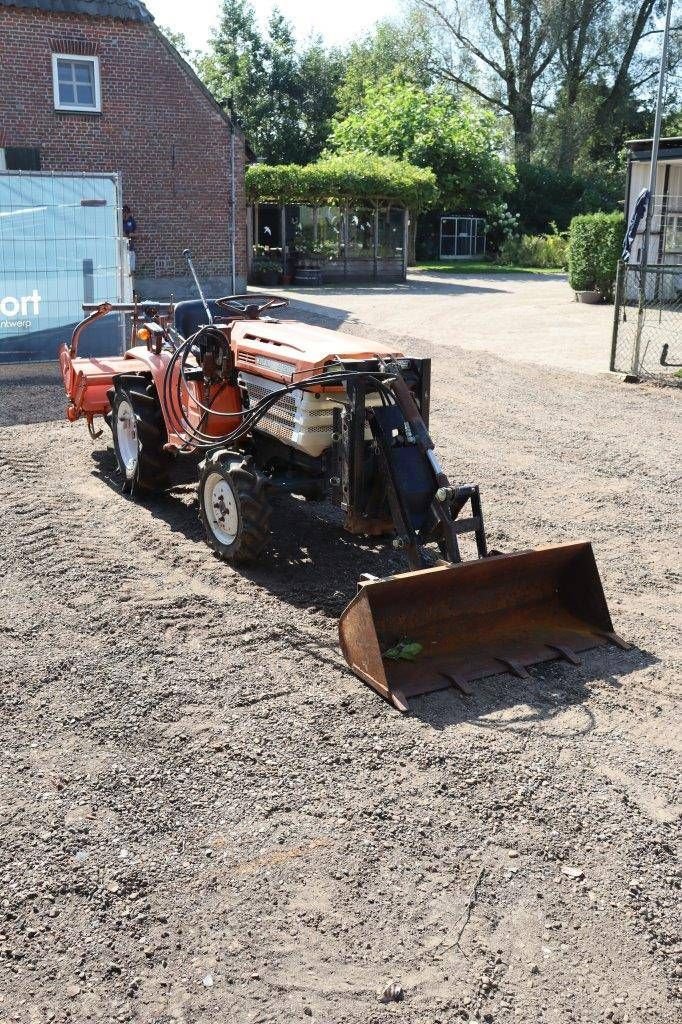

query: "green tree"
xmin=198 ymin=0 xmax=345 ymax=164
xmin=296 ymin=39 xmax=347 ymax=162
xmin=336 ymin=11 xmax=433 ymax=118
xmin=414 ymin=0 xmax=678 ymax=171
xmin=328 ymin=78 xmax=514 ymax=212
xmin=415 ymin=0 xmax=564 ymax=164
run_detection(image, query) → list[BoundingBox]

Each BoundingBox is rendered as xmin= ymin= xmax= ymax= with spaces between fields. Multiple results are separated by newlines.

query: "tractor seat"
xmin=174 ymin=300 xmax=223 ymax=339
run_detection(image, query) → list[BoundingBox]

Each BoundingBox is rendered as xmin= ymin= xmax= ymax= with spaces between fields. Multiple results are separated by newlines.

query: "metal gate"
xmin=610 ymin=261 xmax=682 ymax=378
xmin=439 ymin=216 xmax=486 ymax=260
xmin=0 ymin=171 xmax=128 ymax=364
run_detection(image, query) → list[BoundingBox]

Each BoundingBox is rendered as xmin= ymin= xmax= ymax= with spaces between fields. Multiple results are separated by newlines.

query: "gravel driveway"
xmin=0 ymin=313 xmax=679 ymax=1022
xmin=273 ymin=270 xmax=615 ymax=376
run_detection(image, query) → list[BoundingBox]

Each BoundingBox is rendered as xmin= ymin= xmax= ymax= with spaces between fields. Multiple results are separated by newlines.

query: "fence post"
xmin=610 ymin=260 xmax=625 ymax=372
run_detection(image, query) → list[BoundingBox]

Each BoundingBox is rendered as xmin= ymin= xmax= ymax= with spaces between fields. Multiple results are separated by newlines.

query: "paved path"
xmin=271 ymin=270 xmax=615 ymax=376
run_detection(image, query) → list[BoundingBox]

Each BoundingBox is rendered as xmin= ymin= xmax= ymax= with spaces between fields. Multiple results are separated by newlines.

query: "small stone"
xmin=561 ymin=866 xmax=584 ymax=880
xmin=65 ymin=984 xmax=80 ymax=998
xmin=303 ymin=1009 xmax=313 ymax=1018
xmin=202 ymin=974 xmax=214 ymax=988
xmin=379 ymin=981 xmax=404 ymax=1004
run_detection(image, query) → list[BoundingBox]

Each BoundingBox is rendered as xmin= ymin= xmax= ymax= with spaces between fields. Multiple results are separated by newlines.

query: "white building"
xmin=625 ymin=136 xmax=682 ymax=266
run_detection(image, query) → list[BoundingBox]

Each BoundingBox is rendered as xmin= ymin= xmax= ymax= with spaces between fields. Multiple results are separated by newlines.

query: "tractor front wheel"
xmin=198 ymin=452 xmax=271 ymax=563
xmin=111 ymin=378 xmax=170 ymax=494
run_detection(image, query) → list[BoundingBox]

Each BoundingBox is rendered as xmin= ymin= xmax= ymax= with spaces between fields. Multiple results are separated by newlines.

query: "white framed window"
xmin=52 ymin=54 xmax=101 ymax=113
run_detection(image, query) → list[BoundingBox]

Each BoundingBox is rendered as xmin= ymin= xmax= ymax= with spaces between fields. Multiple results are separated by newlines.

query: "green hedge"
xmin=567 ymin=212 xmax=624 ymax=298
xmin=246 ymin=154 xmax=438 ymax=211
xmin=499 ymin=229 xmax=568 ymax=270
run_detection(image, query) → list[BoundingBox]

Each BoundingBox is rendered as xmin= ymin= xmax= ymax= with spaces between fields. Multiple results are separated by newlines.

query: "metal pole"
xmin=226 ymin=97 xmax=237 ymax=296
xmin=632 ymin=0 xmax=673 ymax=375
xmin=182 ymin=249 xmax=213 ymax=324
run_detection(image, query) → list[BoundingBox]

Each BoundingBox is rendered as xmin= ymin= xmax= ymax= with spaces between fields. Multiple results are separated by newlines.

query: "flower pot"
xmin=259 ymin=269 xmax=280 ymax=287
xmin=294 ymin=267 xmax=323 ymax=285
xmin=575 ymin=289 xmax=601 ymax=304
xmin=281 ymin=273 xmax=292 ymax=286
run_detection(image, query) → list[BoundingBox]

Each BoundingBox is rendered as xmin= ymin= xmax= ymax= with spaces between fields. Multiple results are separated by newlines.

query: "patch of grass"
xmin=414 ymin=260 xmax=565 ymax=276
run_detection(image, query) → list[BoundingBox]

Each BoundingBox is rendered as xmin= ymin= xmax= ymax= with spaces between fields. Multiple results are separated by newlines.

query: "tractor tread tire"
xmin=111 ymin=375 xmax=170 ymax=495
xmin=198 ymin=451 xmax=271 ymax=564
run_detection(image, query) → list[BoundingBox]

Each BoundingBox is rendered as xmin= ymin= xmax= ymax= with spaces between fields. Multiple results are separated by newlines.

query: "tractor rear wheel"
xmin=111 ymin=377 xmax=170 ymax=494
xmin=198 ymin=451 xmax=271 ymax=563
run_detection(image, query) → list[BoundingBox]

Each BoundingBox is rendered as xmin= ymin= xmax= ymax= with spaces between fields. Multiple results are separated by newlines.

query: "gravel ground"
xmin=269 ymin=271 xmax=615 ymax=375
xmin=0 ymin=316 xmax=680 ymax=1024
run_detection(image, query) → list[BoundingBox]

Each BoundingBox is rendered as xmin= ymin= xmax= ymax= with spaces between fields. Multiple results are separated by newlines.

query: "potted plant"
xmin=252 ymin=257 xmax=282 ymax=287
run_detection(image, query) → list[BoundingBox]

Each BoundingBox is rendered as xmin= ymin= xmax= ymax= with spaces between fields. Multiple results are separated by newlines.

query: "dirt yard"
xmin=271 ymin=270 xmax=616 ymax=375
xmin=0 ymin=314 xmax=680 ymax=1024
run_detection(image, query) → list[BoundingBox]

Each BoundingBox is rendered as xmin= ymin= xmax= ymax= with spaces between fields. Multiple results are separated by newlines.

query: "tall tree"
xmin=550 ymin=1 xmax=669 ymax=171
xmin=336 ymin=10 xmax=434 ymax=118
xmin=414 ymin=0 xmax=676 ymax=170
xmin=199 ymin=0 xmax=345 ymax=164
xmin=415 ymin=0 xmax=564 ymax=163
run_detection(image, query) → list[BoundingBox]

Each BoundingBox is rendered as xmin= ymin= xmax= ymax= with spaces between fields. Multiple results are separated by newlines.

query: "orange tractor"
xmin=60 ymin=260 xmax=625 ymax=711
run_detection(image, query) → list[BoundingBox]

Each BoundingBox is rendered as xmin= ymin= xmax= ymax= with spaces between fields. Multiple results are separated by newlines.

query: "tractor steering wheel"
xmin=216 ymin=294 xmax=289 ymax=319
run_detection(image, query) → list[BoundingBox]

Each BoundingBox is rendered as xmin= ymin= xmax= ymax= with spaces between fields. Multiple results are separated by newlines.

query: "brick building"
xmin=0 ymin=0 xmax=248 ymax=298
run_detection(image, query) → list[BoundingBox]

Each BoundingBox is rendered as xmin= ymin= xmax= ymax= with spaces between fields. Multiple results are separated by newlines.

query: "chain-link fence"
xmin=611 ymin=262 xmax=682 ymax=380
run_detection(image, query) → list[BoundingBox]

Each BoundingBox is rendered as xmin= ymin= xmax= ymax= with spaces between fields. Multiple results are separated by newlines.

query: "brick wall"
xmin=0 ymin=7 xmax=247 ymax=291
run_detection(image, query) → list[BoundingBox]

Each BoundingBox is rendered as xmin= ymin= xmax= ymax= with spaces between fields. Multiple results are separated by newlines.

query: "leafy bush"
xmin=507 ymin=163 xmax=623 ymax=234
xmin=567 ymin=212 xmax=624 ymax=297
xmin=251 ymin=257 xmax=282 ymax=276
xmin=485 ymin=202 xmax=521 ymax=253
xmin=246 ymin=154 xmax=438 ymax=211
xmin=499 ymin=226 xmax=568 ymax=269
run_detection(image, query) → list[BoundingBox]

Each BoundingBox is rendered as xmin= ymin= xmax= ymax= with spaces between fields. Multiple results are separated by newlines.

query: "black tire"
xmin=198 ymin=451 xmax=271 ymax=563
xmin=111 ymin=376 xmax=170 ymax=494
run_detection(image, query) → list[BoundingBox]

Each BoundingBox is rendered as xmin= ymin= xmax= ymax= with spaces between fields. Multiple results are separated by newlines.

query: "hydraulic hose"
xmin=161 ymin=327 xmax=395 ymax=452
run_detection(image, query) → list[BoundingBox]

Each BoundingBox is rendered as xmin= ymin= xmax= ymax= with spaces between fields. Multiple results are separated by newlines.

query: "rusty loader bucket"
xmin=339 ymin=542 xmax=625 ymax=712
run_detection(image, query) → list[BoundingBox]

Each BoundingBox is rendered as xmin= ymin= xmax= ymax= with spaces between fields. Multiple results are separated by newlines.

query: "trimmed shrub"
xmin=567 ymin=212 xmax=624 ymax=298
xmin=499 ymin=227 xmax=568 ymax=269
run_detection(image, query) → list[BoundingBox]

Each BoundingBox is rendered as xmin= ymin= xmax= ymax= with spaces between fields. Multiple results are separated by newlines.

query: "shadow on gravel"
xmin=90 ymin=447 xmax=657 ymax=727
xmin=275 ymin=277 xmax=513 ymax=325
xmin=90 ymin=448 xmax=406 ymax=619
xmin=0 ymin=360 xmax=65 ymax=427
xmin=408 ymin=641 xmax=657 ymax=733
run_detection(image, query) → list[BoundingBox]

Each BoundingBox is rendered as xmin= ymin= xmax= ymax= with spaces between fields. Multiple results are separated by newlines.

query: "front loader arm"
xmin=371 ymin=365 xmax=488 ymax=566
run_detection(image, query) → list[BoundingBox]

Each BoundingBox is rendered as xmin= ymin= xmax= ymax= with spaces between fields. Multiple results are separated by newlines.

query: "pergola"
xmin=246 ymin=156 xmax=437 ymax=285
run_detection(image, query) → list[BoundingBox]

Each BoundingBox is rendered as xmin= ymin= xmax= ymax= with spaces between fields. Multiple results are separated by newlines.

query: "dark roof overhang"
xmin=0 ymin=0 xmax=153 ymax=21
